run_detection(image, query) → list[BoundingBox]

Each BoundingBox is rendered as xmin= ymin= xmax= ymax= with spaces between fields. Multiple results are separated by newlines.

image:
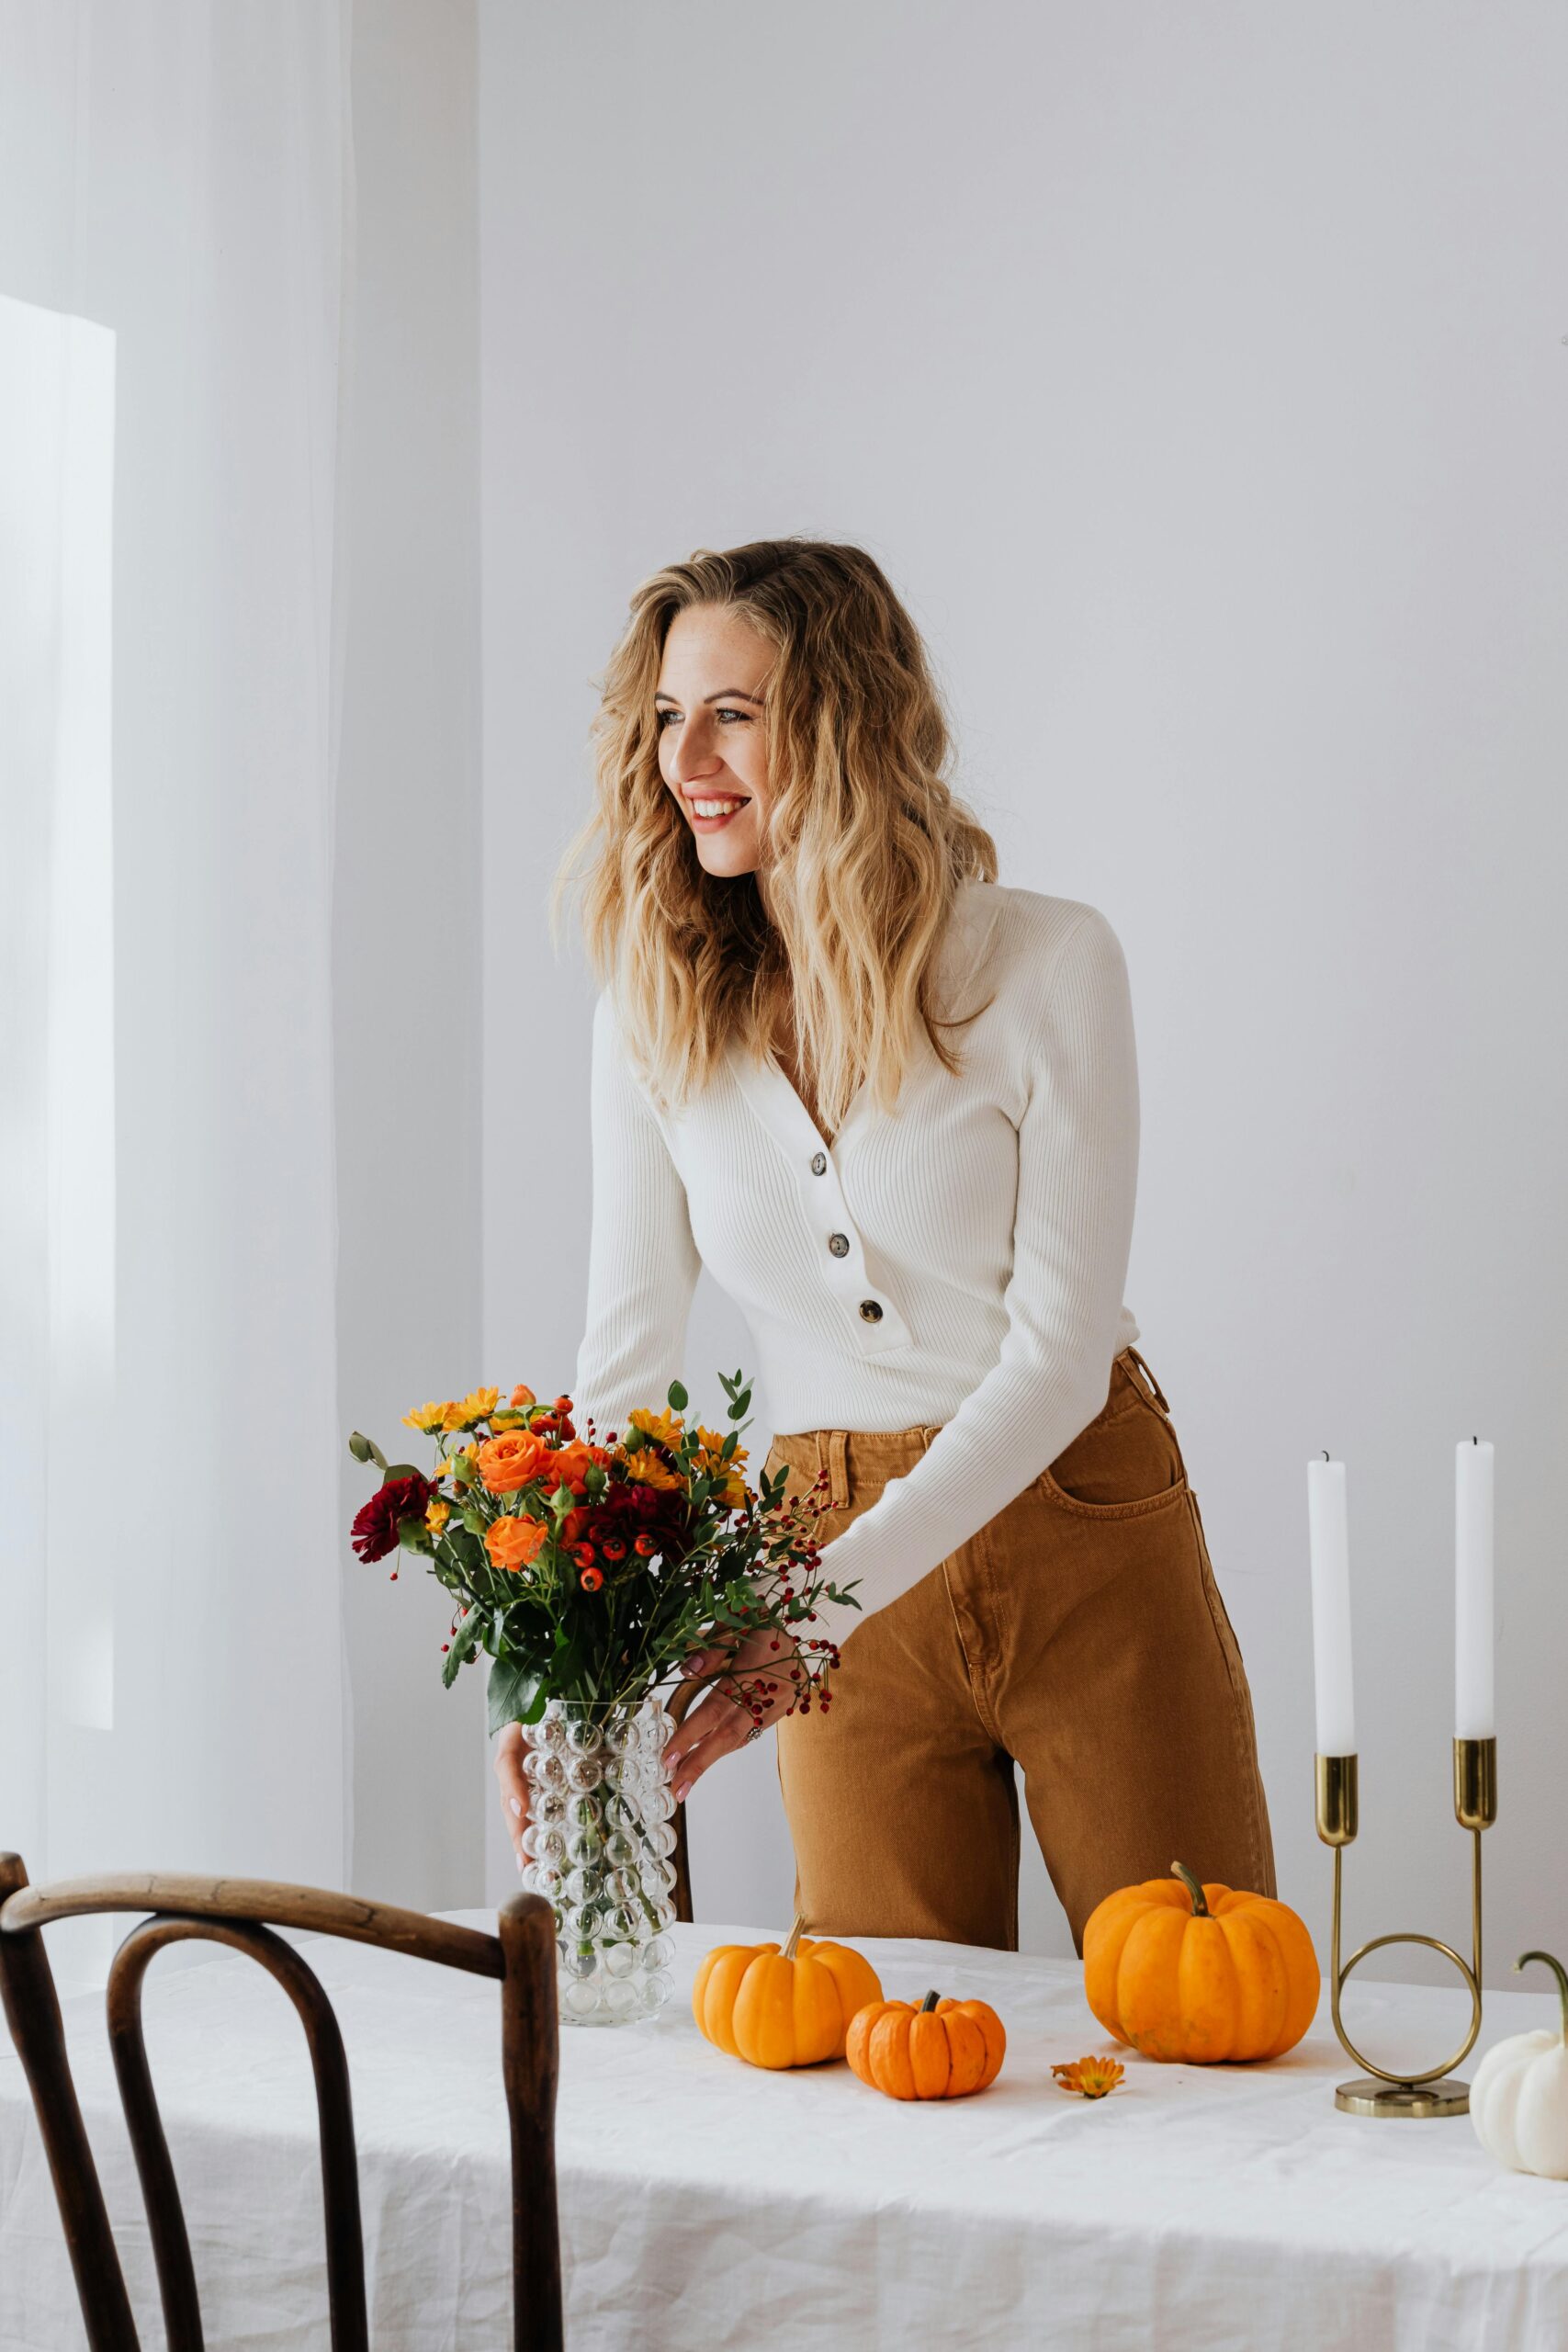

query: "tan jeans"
xmin=767 ymin=1345 xmax=1275 ymax=1954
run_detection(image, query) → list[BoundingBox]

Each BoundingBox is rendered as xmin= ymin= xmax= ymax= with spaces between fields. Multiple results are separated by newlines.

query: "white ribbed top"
xmin=572 ymin=879 xmax=1141 ymax=1651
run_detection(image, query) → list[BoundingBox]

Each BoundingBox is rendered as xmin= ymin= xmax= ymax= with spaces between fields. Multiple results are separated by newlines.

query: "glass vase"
xmin=516 ymin=1694 xmax=680 ymax=2025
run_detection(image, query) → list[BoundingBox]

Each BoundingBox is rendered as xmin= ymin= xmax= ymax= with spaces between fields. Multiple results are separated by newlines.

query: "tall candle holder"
xmin=1314 ymin=1737 xmax=1497 ymax=2117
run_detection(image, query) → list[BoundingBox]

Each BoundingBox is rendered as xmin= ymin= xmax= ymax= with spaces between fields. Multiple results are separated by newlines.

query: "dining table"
xmin=3 ymin=1912 xmax=1567 ymax=2349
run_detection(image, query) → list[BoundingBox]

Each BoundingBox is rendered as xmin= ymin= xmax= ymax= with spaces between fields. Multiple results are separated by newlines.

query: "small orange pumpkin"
xmin=693 ymin=1915 xmax=883 ymax=2069
xmin=846 ymin=1989 xmax=1007 ymax=2099
xmin=1083 ymin=1859 xmax=1320 ymax=2064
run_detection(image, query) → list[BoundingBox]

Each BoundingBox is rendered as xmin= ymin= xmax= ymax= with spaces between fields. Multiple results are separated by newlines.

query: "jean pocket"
xmin=1033 ymin=1388 xmax=1190 ymax=1518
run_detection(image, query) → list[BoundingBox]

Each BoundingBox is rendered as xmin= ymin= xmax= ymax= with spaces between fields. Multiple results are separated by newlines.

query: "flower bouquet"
xmin=347 ymin=1368 xmax=858 ymax=2022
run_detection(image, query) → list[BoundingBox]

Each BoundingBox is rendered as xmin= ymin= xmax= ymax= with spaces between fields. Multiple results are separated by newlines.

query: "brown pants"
xmin=768 ymin=1345 xmax=1275 ymax=1954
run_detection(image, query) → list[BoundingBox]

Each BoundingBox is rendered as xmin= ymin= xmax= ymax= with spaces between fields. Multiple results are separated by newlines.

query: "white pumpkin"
xmin=1470 ymin=1951 xmax=1568 ymax=2179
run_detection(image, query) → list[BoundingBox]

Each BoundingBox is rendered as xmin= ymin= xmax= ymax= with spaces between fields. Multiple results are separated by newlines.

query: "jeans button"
xmin=858 ymin=1299 xmax=883 ymax=1322
xmin=828 ymin=1232 xmax=850 ymax=1258
xmin=810 ymin=1151 xmax=828 ymax=1175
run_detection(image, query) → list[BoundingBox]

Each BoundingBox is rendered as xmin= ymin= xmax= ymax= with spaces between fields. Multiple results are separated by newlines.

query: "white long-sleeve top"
xmin=572 ymin=880 xmax=1141 ymax=1651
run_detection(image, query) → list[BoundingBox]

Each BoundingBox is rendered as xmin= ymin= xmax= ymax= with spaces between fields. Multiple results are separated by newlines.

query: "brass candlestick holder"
xmin=1314 ymin=1737 xmax=1497 ymax=2117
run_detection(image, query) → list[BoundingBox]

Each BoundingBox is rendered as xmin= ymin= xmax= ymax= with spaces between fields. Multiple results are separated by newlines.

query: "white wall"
xmin=477 ymin=1 xmax=1568 ymax=1984
xmin=337 ymin=0 xmax=487 ymax=1906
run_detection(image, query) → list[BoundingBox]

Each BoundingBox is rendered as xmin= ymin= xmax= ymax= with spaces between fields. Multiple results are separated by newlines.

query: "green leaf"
xmin=397 ymin=1518 xmax=435 ymax=1556
xmin=381 ymin=1463 xmax=423 ymax=1485
xmin=443 ymin=1618 xmax=479 ymax=1688
xmin=668 ymin=1378 xmax=689 ymax=1412
xmin=488 ymin=1654 xmax=546 ymax=1737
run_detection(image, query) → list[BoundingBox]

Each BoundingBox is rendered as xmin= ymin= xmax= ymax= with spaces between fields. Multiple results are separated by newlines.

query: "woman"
xmin=495 ymin=536 xmax=1275 ymax=1952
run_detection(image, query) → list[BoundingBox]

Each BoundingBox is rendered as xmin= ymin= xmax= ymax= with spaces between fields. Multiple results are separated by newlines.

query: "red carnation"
xmin=351 ymin=1472 xmax=433 ymax=1564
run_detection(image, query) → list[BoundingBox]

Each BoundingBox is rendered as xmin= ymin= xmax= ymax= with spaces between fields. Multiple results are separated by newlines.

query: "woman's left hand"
xmin=661 ymin=1631 xmax=806 ymax=1803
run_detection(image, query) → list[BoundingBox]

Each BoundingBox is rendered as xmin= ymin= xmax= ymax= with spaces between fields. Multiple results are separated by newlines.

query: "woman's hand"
xmin=660 ymin=1631 xmax=807 ymax=1803
xmin=493 ymin=1720 xmax=529 ymax=1871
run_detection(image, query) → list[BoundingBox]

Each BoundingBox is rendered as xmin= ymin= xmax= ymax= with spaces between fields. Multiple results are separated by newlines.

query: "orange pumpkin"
xmin=1083 ymin=1859 xmax=1320 ymax=2064
xmin=846 ymin=1989 xmax=1007 ymax=2099
xmin=693 ymin=1915 xmax=883 ymax=2069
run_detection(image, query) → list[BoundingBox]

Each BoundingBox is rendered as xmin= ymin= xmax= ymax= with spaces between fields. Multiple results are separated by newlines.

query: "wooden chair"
xmin=0 ymin=1855 xmax=562 ymax=2352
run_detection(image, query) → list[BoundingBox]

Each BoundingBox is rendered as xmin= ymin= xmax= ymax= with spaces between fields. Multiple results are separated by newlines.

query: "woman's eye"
xmin=655 ymin=707 xmax=751 ymax=728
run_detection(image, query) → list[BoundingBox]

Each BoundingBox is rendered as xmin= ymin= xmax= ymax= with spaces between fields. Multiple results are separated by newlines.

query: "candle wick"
xmin=1321 ymin=1450 xmax=1329 ymax=1461
xmin=1472 ymin=1435 xmax=1478 ymax=1446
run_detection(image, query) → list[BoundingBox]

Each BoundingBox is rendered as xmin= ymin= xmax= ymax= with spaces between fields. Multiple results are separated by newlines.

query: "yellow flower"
xmin=627 ymin=1452 xmax=685 ymax=1492
xmin=627 ymin=1406 xmax=685 ymax=1449
xmin=489 ymin=1408 xmax=530 ymax=1431
xmin=1052 ymin=2056 xmax=1125 ymax=2100
xmin=403 ymin=1400 xmax=456 ymax=1434
xmin=425 ymin=1496 xmax=451 ymax=1536
xmin=454 ymin=1386 xmax=501 ymax=1427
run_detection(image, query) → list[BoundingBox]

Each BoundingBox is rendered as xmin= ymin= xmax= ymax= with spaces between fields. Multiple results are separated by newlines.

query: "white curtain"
xmin=0 ymin=1 xmax=355 ymax=1958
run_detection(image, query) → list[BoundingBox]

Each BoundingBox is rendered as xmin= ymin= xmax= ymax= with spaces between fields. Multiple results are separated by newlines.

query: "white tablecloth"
xmin=3 ymin=1914 xmax=1567 ymax=2350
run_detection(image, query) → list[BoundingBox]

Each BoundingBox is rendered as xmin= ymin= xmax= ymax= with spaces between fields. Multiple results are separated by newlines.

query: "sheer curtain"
xmin=1 ymin=2 xmax=355 ymax=1962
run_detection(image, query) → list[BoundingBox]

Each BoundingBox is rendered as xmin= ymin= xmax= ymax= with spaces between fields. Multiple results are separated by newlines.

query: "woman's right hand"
xmin=493 ymin=1721 xmax=529 ymax=1872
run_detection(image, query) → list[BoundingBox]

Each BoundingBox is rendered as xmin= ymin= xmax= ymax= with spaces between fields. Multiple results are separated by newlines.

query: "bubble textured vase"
xmin=517 ymin=1695 xmax=681 ymax=2024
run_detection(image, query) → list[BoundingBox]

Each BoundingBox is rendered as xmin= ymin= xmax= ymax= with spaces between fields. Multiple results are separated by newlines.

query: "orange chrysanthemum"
xmin=487 ymin=1514 xmax=548 ymax=1574
xmin=694 ymin=1427 xmax=749 ymax=1508
xmin=1052 ymin=2056 xmax=1125 ymax=2100
xmin=477 ymin=1429 xmax=555 ymax=1495
xmin=424 ymin=1496 xmax=451 ymax=1536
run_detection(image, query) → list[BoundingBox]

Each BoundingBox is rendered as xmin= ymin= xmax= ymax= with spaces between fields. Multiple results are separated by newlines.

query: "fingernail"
xmin=674 ymin=1781 xmax=692 ymax=1804
xmin=515 ymin=1851 xmax=525 ymax=1875
xmin=508 ymin=1797 xmax=523 ymax=1816
xmin=680 ymin=1657 xmax=703 ymax=1678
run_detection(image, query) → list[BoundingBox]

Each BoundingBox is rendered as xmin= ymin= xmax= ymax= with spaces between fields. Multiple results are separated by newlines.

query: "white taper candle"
xmin=1308 ymin=1454 xmax=1355 ymax=1756
xmin=1455 ymin=1437 xmax=1495 ymax=1739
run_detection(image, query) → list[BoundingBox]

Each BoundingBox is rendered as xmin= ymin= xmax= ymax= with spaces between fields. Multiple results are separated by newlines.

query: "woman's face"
xmin=656 ymin=605 xmax=773 ymax=879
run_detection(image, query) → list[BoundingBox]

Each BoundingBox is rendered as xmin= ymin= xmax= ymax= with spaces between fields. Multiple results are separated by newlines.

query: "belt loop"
xmin=1124 ymin=1346 xmax=1170 ymax=1417
xmin=815 ymin=1428 xmax=850 ymax=1510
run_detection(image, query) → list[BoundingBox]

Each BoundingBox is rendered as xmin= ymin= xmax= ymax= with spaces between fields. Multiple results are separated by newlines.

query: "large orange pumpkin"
xmin=846 ymin=1990 xmax=1007 ymax=2099
xmin=693 ymin=1916 xmax=883 ymax=2069
xmin=1083 ymin=1860 xmax=1320 ymax=2063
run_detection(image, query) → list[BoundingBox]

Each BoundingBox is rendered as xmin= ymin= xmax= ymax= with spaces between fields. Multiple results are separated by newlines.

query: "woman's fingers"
xmin=662 ymin=1685 xmax=758 ymax=1802
xmin=492 ymin=1722 xmax=529 ymax=1871
xmin=676 ymin=1642 xmax=733 ymax=1684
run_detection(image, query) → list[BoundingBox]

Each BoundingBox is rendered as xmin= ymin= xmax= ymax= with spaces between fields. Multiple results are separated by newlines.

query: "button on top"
xmin=809 ymin=1150 xmax=828 ymax=1175
xmin=859 ymin=1299 xmax=884 ymax=1322
xmin=828 ymin=1232 xmax=850 ymax=1258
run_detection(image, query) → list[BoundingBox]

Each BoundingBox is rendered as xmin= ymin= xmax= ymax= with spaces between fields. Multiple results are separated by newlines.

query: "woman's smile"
xmin=685 ymin=791 xmax=750 ymax=828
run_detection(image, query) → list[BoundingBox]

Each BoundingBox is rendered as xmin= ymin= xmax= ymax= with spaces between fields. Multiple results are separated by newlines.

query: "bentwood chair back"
xmin=0 ymin=1856 xmax=562 ymax=2352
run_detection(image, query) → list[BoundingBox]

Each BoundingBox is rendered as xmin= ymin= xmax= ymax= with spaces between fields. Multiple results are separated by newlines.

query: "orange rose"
xmin=487 ymin=1514 xmax=548 ymax=1574
xmin=547 ymin=1441 xmax=611 ymax=1496
xmin=510 ymin=1383 xmax=537 ymax=1411
xmin=477 ymin=1429 xmax=553 ymax=1494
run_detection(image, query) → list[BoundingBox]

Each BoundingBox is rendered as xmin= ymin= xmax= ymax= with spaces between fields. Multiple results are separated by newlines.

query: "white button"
xmin=810 ymin=1151 xmax=828 ymax=1175
xmin=828 ymin=1232 xmax=850 ymax=1258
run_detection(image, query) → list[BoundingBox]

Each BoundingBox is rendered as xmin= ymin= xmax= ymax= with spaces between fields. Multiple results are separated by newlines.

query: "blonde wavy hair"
xmin=549 ymin=537 xmax=1000 ymax=1128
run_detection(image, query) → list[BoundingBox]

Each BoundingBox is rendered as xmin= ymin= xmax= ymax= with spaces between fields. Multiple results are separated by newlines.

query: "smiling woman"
xmin=519 ymin=536 xmax=1276 ymax=1956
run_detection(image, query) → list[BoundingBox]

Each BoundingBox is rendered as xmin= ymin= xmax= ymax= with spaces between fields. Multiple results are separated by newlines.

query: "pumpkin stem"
xmin=1170 ymin=1860 xmax=1210 ymax=1917
xmin=920 ymin=1989 xmax=941 ymax=2013
xmin=1516 ymin=1950 xmax=1568 ymax=2044
xmin=783 ymin=1912 xmax=806 ymax=1962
